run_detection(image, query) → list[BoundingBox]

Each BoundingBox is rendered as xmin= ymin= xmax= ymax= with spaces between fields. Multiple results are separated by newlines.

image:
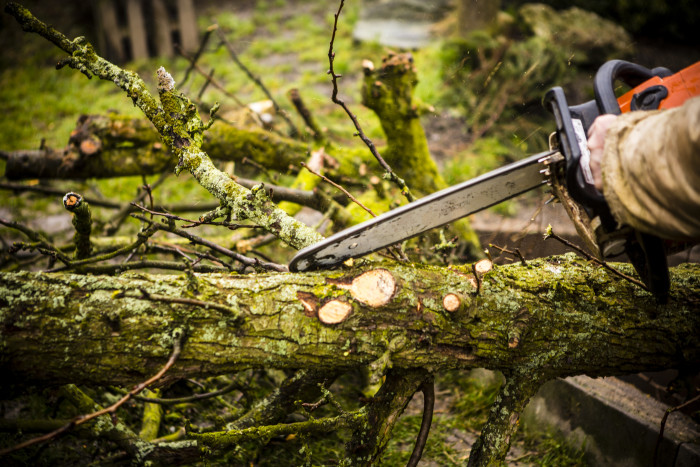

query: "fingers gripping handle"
xmin=544 ymin=87 xmax=607 ymax=211
xmin=545 ymin=60 xmax=674 ymax=211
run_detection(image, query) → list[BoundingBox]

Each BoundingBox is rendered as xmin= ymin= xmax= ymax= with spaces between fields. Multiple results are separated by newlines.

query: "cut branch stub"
xmin=296 ymin=291 xmax=318 ymax=317
xmin=318 ymin=300 xmax=352 ymax=325
xmin=335 ymin=268 xmax=397 ymax=308
xmin=442 ymin=293 xmax=463 ymax=313
xmin=473 ymin=259 xmax=493 ymax=276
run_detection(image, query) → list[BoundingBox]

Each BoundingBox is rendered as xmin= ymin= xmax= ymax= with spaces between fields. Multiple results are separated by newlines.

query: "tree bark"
xmin=2 ymin=256 xmax=698 ymax=389
xmin=1 ymin=256 xmax=698 ymax=463
xmin=2 ymin=113 xmax=309 ymax=180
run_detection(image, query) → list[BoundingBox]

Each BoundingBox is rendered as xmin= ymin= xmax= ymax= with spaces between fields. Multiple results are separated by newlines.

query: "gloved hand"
xmin=586 ymin=113 xmax=618 ymax=193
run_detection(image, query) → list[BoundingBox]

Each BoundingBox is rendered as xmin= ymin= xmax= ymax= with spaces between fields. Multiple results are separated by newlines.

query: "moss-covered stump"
xmin=361 ymin=52 xmax=443 ymax=196
xmin=360 ymin=52 xmax=482 ymax=254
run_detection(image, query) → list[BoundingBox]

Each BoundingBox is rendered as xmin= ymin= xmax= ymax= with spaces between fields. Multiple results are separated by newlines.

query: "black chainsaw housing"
xmin=544 ymin=60 xmax=672 ymax=303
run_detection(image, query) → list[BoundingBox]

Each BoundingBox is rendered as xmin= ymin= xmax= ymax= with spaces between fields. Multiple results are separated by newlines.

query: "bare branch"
xmin=216 ymin=27 xmax=300 ymax=137
xmin=301 ymin=161 xmax=376 ymax=218
xmin=0 ymin=328 xmax=184 ymax=457
xmin=327 ymin=0 xmax=415 ymax=202
xmin=131 ymin=213 xmax=288 ymax=272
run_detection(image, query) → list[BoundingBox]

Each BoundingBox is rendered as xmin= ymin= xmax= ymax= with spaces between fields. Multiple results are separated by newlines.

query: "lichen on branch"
xmin=4 ymin=2 xmax=322 ymax=251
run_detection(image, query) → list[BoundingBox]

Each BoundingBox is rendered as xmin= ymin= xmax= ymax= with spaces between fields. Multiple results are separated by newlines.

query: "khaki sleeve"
xmin=601 ymin=95 xmax=700 ymax=240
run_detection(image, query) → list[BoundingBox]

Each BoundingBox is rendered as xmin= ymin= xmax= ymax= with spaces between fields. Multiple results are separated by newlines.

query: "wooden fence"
xmin=93 ymin=0 xmax=198 ymax=62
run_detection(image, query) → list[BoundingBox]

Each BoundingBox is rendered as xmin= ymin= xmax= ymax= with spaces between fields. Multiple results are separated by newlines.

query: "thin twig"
xmin=301 ymin=162 xmax=376 ymax=218
xmin=180 ymin=24 xmax=217 ymax=87
xmin=235 ymin=176 xmax=333 ymax=211
xmin=327 ymin=0 xmax=414 ymax=202
xmin=148 ymin=241 xmax=232 ymax=270
xmin=488 ymin=243 xmax=527 ymax=266
xmin=131 ymin=204 xmax=204 ymax=224
xmin=71 ymin=260 xmax=228 ymax=275
xmin=301 ymin=398 xmax=328 ymax=413
xmin=131 ymin=380 xmax=242 ymax=405
xmin=103 ymin=171 xmax=170 ymax=235
xmin=130 ymin=203 xmax=253 ymax=231
xmin=141 ymin=175 xmax=155 ymax=211
xmin=46 ymin=223 xmax=160 ymax=272
xmin=241 ymin=156 xmax=277 ymax=183
xmin=0 ymin=182 xmax=122 ymax=208
xmin=544 ymin=225 xmax=649 ymax=291
xmin=288 ymin=88 xmax=324 ymax=142
xmin=0 ymin=182 xmax=221 ymax=213
xmin=0 ymin=217 xmax=73 ymax=264
xmin=216 ymin=27 xmax=300 ymax=137
xmin=197 ymin=67 xmax=215 ymax=100
xmin=0 ymin=329 xmax=184 ymax=457
xmin=131 ymin=213 xmax=288 ymax=272
xmin=175 ymin=43 xmax=247 ymax=108
xmin=653 ymin=393 xmax=700 ymax=467
xmin=125 ymin=289 xmax=240 ymax=319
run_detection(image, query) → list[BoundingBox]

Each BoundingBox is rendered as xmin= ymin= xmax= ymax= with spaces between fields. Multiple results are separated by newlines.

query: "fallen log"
xmin=1 ymin=255 xmax=698 ymax=463
xmin=3 ymin=254 xmax=698 ymax=387
xmin=2 ymin=113 xmax=309 ymax=180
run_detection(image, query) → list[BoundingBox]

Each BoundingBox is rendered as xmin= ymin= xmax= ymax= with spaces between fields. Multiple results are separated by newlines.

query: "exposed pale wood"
xmin=443 ymin=293 xmax=462 ymax=312
xmin=318 ymin=300 xmax=353 ymax=324
xmin=336 ymin=268 xmax=397 ymax=308
xmin=474 ymin=259 xmax=493 ymax=275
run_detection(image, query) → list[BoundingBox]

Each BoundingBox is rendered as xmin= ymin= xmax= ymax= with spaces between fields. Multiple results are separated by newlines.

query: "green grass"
xmin=377 ymin=370 xmax=586 ymax=466
xmin=0 ymin=64 xmax=142 ymax=151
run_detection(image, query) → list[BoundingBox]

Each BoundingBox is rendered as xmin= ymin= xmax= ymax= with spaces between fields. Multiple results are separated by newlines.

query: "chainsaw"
xmin=290 ymin=60 xmax=700 ymax=302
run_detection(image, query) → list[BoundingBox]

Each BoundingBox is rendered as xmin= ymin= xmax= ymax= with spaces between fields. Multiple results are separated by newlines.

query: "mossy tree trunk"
xmin=2 ymin=113 xmax=310 ymax=180
xmin=360 ymin=52 xmax=482 ymax=254
xmin=2 ymin=257 xmax=699 ymax=464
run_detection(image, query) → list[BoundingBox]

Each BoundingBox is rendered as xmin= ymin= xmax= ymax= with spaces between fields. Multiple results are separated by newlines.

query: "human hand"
xmin=586 ymin=114 xmax=618 ymax=192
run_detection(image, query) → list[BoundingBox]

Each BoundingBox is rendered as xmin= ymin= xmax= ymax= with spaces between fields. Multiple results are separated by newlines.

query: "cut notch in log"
xmin=318 ymin=300 xmax=352 ymax=325
xmin=297 ymin=291 xmax=318 ymax=317
xmin=335 ymin=268 xmax=397 ymax=308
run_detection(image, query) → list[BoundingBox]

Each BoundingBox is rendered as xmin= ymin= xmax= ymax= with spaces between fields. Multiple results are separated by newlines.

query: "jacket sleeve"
xmin=601 ymin=95 xmax=700 ymax=241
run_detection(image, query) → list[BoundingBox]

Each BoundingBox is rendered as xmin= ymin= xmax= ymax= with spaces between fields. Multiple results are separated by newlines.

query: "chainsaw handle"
xmin=593 ymin=60 xmax=672 ymax=115
xmin=545 ymin=61 xmax=675 ymax=211
xmin=544 ymin=86 xmax=609 ymax=212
